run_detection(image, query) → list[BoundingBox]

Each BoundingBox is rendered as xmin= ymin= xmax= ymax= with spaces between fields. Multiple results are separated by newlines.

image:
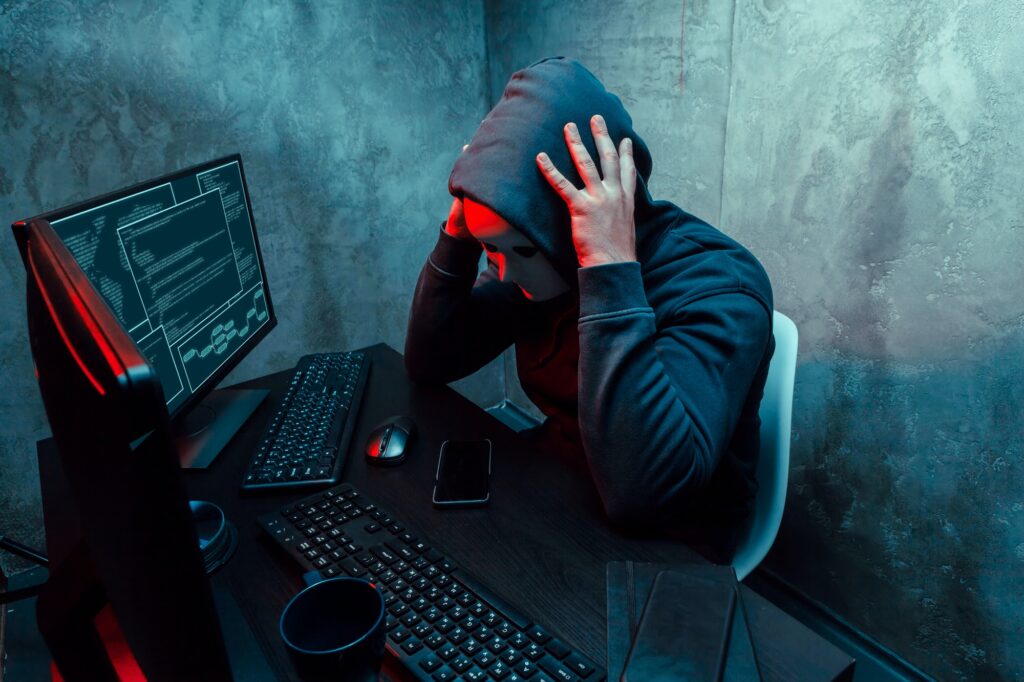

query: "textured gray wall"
xmin=0 ymin=0 xmax=501 ymax=573
xmin=3 ymin=0 xmax=1023 ymax=679
xmin=486 ymin=0 xmax=1023 ymax=679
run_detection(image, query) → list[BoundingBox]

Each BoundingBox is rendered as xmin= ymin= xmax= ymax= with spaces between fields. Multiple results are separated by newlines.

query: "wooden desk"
xmin=26 ymin=343 xmax=854 ymax=680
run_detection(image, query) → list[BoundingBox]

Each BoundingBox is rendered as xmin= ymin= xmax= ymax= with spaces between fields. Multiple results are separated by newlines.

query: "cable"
xmin=0 ymin=535 xmax=49 ymax=567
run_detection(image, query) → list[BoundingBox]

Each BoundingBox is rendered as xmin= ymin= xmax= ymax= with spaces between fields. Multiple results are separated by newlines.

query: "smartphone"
xmin=432 ymin=439 xmax=492 ymax=508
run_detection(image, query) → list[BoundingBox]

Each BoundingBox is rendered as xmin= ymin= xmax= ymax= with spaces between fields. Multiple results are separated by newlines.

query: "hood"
xmin=449 ymin=56 xmax=673 ymax=290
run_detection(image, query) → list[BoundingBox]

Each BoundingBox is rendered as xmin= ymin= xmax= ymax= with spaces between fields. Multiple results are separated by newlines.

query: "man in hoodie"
xmin=405 ymin=57 xmax=774 ymax=561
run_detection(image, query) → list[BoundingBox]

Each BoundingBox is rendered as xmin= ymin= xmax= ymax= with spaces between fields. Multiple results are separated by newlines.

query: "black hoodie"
xmin=405 ymin=57 xmax=774 ymax=560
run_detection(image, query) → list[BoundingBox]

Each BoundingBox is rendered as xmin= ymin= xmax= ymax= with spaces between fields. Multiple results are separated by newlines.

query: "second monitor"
xmin=12 ymin=155 xmax=276 ymax=467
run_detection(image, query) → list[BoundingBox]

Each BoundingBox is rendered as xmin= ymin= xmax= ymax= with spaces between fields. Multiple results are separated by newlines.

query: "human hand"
xmin=444 ymin=144 xmax=475 ymax=240
xmin=535 ymin=115 xmax=637 ymax=267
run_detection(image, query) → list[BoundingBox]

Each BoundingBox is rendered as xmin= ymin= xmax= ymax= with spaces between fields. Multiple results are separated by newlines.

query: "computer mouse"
xmin=364 ymin=416 xmax=416 ymax=466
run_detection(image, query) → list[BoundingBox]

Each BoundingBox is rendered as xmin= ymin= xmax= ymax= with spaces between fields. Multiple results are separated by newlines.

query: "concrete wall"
xmin=486 ymin=0 xmax=1023 ymax=679
xmin=3 ymin=0 xmax=1022 ymax=678
xmin=0 ymin=0 xmax=501 ymax=572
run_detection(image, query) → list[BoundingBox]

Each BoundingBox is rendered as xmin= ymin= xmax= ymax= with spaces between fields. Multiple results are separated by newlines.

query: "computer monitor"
xmin=22 ymin=217 xmax=233 ymax=680
xmin=12 ymin=155 xmax=276 ymax=467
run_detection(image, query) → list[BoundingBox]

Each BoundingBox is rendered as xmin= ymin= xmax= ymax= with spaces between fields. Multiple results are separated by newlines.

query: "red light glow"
xmin=28 ymin=245 xmax=106 ymax=396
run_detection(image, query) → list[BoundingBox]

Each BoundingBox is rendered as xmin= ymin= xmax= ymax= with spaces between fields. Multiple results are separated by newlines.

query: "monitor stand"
xmin=174 ymin=388 xmax=269 ymax=469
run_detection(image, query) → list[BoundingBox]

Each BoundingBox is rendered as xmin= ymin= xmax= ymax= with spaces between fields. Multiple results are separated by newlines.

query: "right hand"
xmin=444 ymin=145 xmax=475 ymax=241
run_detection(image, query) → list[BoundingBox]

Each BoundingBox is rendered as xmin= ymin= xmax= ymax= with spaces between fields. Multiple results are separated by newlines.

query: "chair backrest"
xmin=732 ymin=310 xmax=798 ymax=581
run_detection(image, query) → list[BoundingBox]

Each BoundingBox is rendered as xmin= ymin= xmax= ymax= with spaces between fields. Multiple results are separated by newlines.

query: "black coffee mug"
xmin=280 ymin=571 xmax=386 ymax=681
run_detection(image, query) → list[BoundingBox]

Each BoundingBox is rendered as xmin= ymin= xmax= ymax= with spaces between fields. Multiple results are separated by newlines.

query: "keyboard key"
xmin=448 ymin=627 xmax=470 ymax=645
xmin=563 ymin=652 xmax=595 ymax=678
xmin=463 ymin=668 xmax=487 ymax=681
xmin=401 ymin=639 xmax=423 ymax=655
xmin=475 ymin=651 xmax=497 ymax=668
xmin=539 ymin=655 xmax=578 ymax=681
xmin=515 ymin=660 xmax=539 ymax=678
xmin=340 ymin=559 xmax=367 ymax=577
xmin=500 ymin=650 xmax=522 ymax=666
xmin=527 ymin=626 xmax=551 ymax=644
xmin=461 ymin=639 xmax=483 ymax=656
xmin=401 ymin=612 xmax=420 ymax=627
xmin=486 ymin=637 xmax=508 ymax=654
xmin=390 ymin=627 xmax=411 ymax=643
xmin=371 ymin=546 xmax=399 ymax=565
xmin=490 ymin=661 xmax=513 ymax=679
xmin=419 ymin=655 xmax=442 ymax=673
xmin=544 ymin=638 xmax=571 ymax=660
xmin=508 ymin=631 xmax=529 ymax=650
xmin=431 ymin=667 xmax=457 ymax=682
xmin=438 ymin=644 xmax=459 ymax=661
xmin=413 ymin=622 xmax=433 ymax=638
xmin=425 ymin=633 xmax=446 ymax=649
xmin=523 ymin=643 xmax=545 ymax=661
xmin=451 ymin=655 xmax=473 ymax=673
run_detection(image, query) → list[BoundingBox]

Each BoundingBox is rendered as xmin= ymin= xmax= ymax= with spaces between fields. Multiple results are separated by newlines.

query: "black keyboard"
xmin=240 ymin=352 xmax=370 ymax=492
xmin=260 ymin=484 xmax=606 ymax=682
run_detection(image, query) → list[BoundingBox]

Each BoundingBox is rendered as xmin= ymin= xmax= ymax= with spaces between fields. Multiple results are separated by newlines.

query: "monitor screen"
xmin=24 ymin=156 xmax=274 ymax=416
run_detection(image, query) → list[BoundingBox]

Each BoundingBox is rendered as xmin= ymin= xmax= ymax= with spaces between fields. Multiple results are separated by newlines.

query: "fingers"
xmin=590 ymin=115 xmax=620 ymax=190
xmin=563 ymin=121 xmax=603 ymax=191
xmin=536 ymin=151 xmax=580 ymax=206
xmin=619 ymin=137 xmax=636 ymax=202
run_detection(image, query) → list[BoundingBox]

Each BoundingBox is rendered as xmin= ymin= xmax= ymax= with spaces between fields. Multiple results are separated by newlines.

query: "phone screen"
xmin=433 ymin=440 xmax=491 ymax=506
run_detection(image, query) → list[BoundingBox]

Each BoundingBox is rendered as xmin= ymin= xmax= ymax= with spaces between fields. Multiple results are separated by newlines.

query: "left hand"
xmin=536 ymin=114 xmax=637 ymax=267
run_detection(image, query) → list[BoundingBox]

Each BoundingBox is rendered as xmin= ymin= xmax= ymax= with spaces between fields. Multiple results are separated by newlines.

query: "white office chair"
xmin=731 ymin=310 xmax=799 ymax=581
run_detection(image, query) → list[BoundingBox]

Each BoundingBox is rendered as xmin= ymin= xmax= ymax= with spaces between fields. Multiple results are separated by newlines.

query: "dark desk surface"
xmin=25 ymin=343 xmax=854 ymax=681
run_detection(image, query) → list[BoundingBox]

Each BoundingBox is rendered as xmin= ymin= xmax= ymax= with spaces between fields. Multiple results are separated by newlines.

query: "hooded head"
xmin=449 ymin=56 xmax=662 ymax=294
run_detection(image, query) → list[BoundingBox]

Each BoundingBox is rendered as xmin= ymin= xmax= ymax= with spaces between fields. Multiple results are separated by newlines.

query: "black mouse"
xmin=364 ymin=416 xmax=416 ymax=466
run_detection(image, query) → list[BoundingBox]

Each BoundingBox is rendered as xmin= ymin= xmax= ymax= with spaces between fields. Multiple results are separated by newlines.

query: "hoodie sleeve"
xmin=404 ymin=222 xmax=525 ymax=384
xmin=576 ymin=261 xmax=772 ymax=526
